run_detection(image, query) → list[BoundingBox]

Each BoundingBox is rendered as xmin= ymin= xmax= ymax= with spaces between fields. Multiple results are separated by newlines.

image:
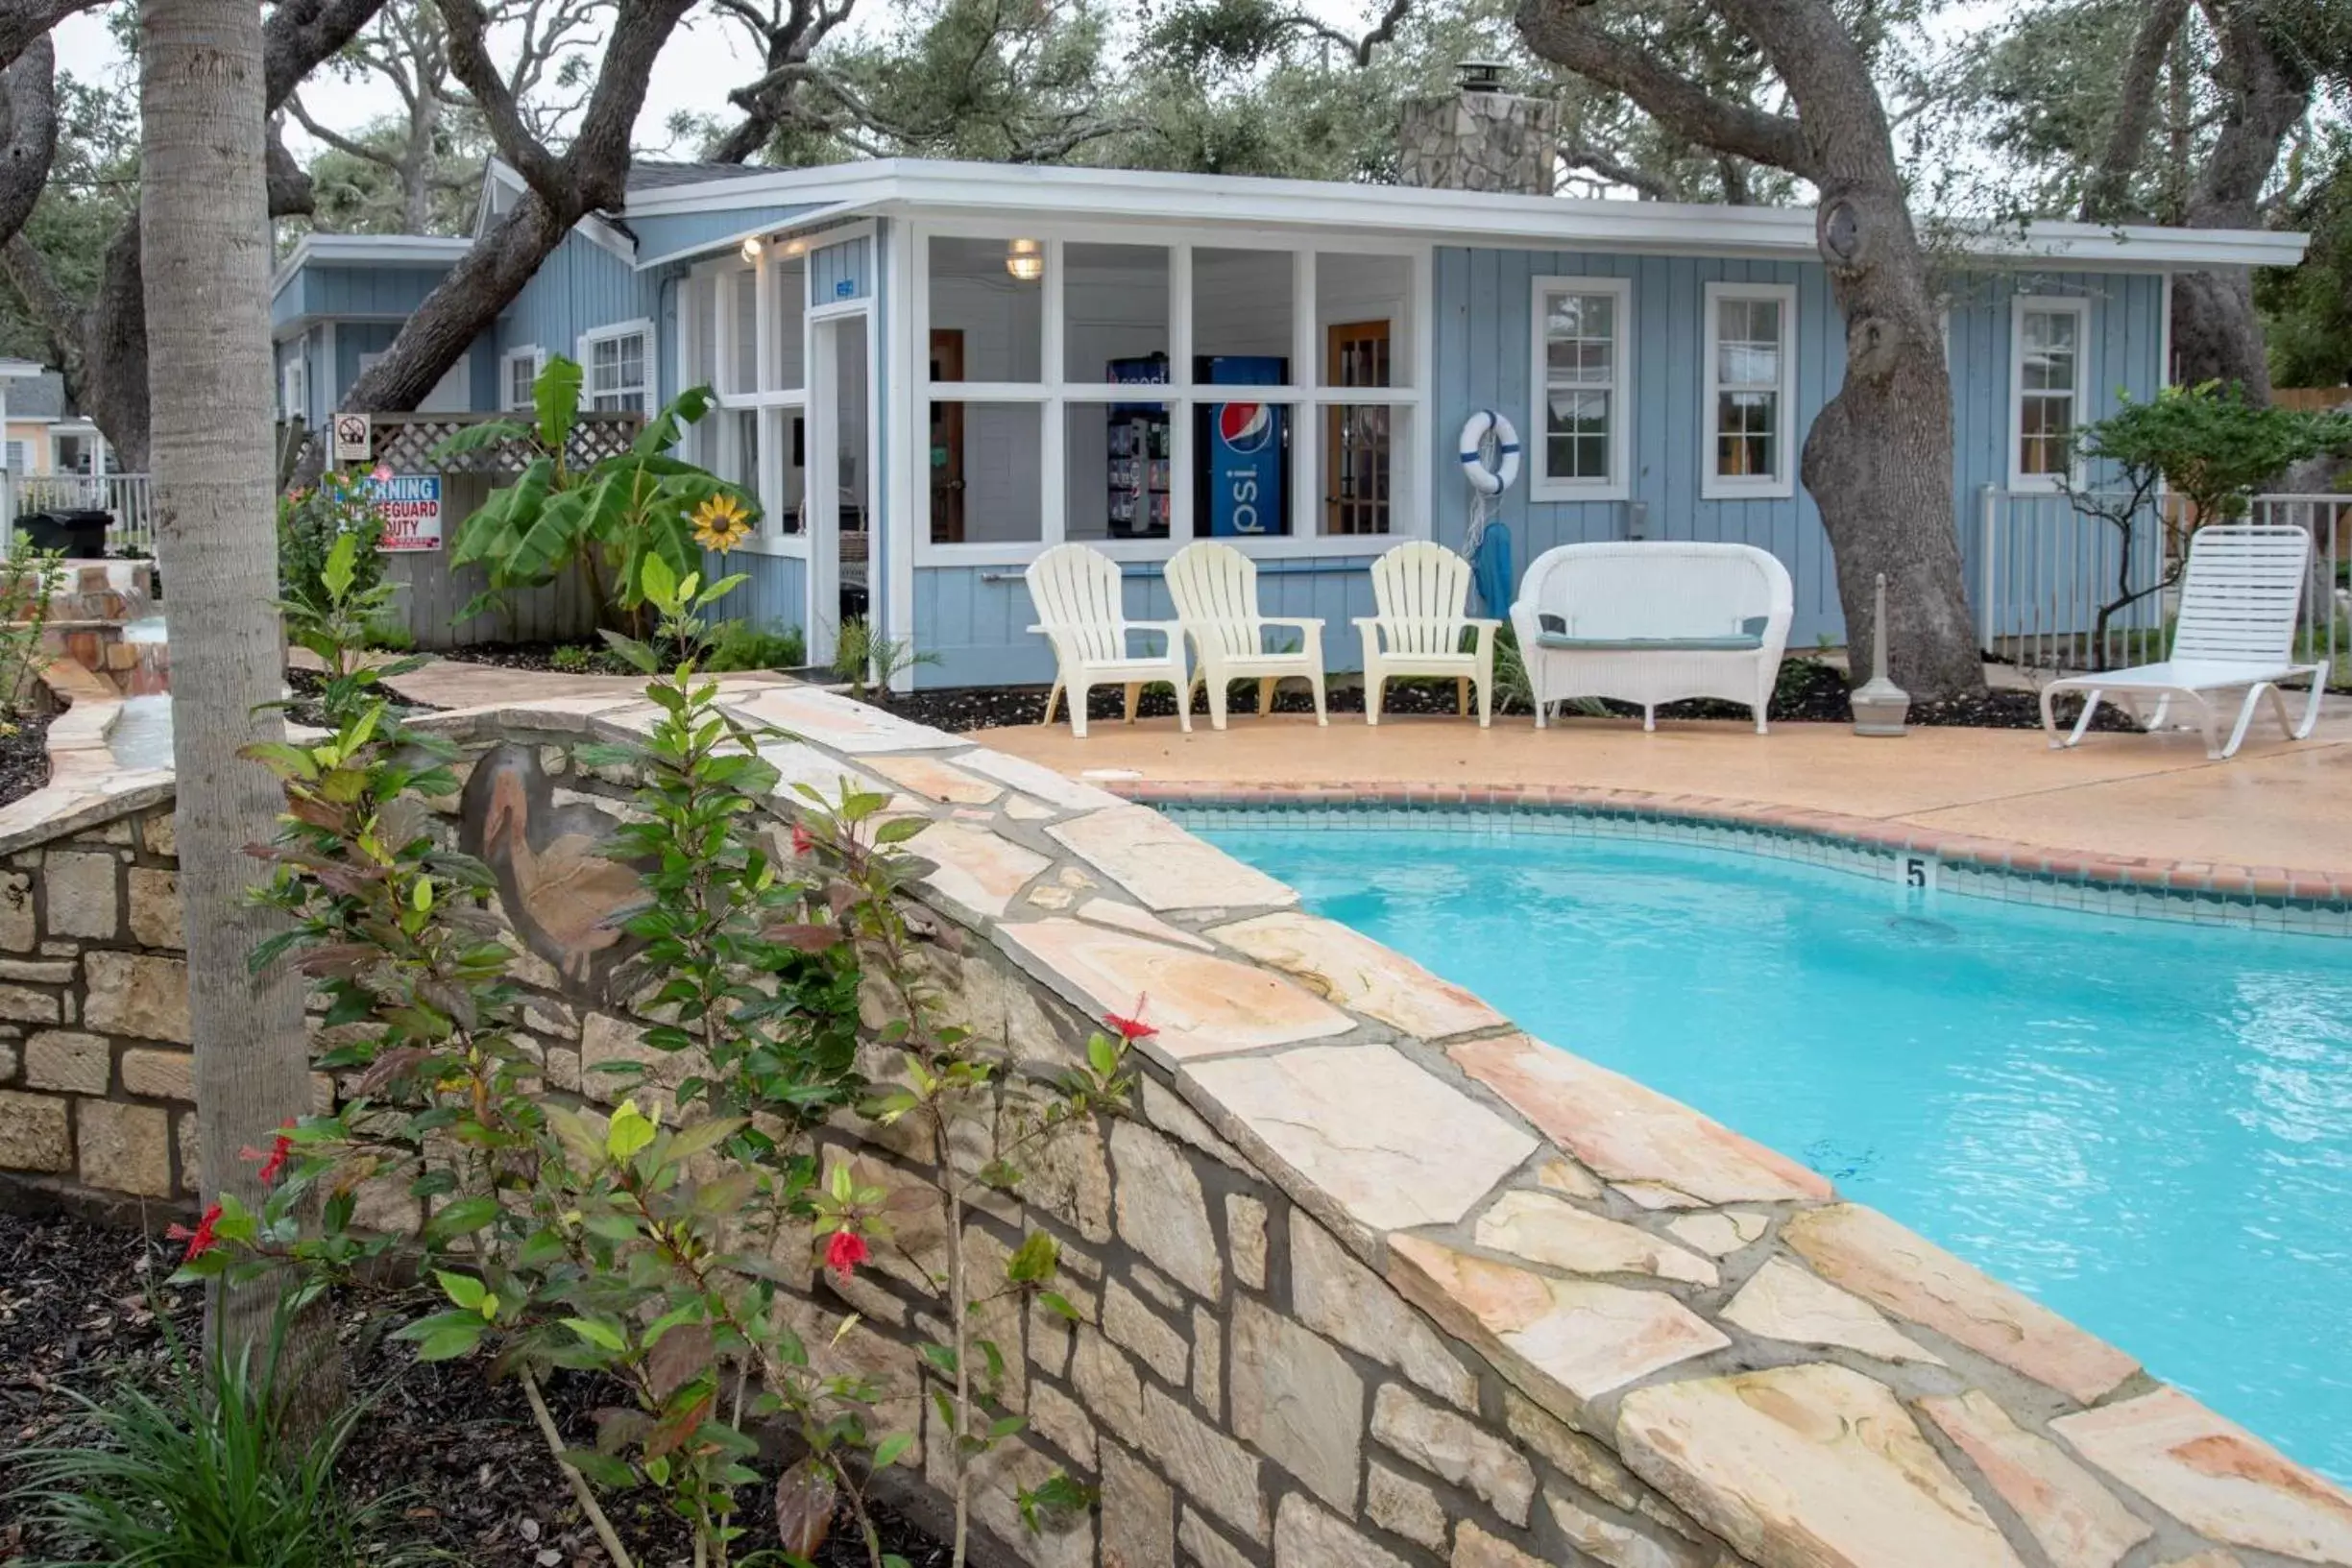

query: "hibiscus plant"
xmin=184 ymin=552 xmax=1137 ymax=1568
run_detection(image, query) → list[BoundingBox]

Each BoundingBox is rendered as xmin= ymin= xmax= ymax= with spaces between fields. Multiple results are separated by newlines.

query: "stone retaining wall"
xmin=4 ymin=683 xmax=2350 ymax=1568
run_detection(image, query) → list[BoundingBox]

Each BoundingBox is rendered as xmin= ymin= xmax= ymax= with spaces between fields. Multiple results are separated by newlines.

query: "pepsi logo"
xmin=1218 ymin=402 xmax=1274 ymax=453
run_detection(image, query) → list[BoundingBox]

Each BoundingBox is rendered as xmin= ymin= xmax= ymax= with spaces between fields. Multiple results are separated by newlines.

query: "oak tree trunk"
xmin=140 ymin=0 xmax=321 ymax=1367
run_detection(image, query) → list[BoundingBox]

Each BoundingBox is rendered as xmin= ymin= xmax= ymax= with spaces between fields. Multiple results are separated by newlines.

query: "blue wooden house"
xmin=269 ymin=157 xmax=2304 ymax=686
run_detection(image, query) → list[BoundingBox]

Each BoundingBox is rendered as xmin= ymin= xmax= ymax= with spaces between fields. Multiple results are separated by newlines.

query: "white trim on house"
xmin=1528 ymin=275 xmax=1633 ymax=504
xmin=1701 ymin=280 xmax=1798 ymax=501
xmin=905 ymin=217 xmax=1432 ymax=567
xmin=270 ymin=233 xmax=475 ymax=299
xmin=280 ymin=357 xmax=307 ymax=424
xmin=501 ymin=346 xmax=546 ymax=411
xmin=474 ymin=158 xmax=634 ymax=262
xmin=2008 ymin=294 xmax=2091 ymax=491
xmin=577 ymin=318 xmax=657 ymax=417
xmin=610 ymin=158 xmax=2308 ymax=273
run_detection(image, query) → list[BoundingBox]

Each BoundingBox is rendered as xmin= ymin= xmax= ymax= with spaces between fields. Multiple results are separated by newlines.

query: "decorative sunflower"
xmin=691 ymin=493 xmax=755 ymax=552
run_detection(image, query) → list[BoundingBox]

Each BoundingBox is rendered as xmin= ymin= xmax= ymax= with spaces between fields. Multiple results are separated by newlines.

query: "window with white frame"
xmin=2012 ymin=298 xmax=2086 ymax=487
xmin=917 ymin=229 xmax=1421 ymax=556
xmin=1531 ymin=277 xmax=1630 ymax=500
xmin=580 ymin=322 xmax=652 ymax=415
xmin=504 ymin=347 xmax=545 ymax=410
xmin=683 ymin=249 xmax=817 ymax=545
xmin=281 ymin=359 xmax=306 ymax=423
xmin=1703 ymin=281 xmax=1796 ymax=498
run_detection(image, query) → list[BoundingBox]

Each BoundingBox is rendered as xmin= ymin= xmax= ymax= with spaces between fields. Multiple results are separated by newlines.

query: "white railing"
xmin=1976 ymin=486 xmax=2346 ymax=676
xmin=1 ymin=471 xmax=157 ymax=555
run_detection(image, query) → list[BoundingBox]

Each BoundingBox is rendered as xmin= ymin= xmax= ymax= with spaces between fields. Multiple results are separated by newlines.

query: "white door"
xmin=807 ymin=311 xmax=872 ymax=670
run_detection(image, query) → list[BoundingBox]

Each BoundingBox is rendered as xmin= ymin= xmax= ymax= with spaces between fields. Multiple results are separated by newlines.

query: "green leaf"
xmin=606 ymin=1098 xmax=658 ymax=1162
xmin=1006 ymin=1230 xmax=1058 ymax=1285
xmin=563 ymin=1315 xmax=628 ymax=1353
xmin=414 ymin=1320 xmax=486 ymax=1361
xmin=562 ymin=1448 xmax=638 ymax=1489
xmin=423 ymin=1194 xmax=498 ymax=1242
xmin=872 ymin=1433 xmax=913 ymax=1468
xmin=873 ymin=816 xmax=929 ymax=845
xmin=1035 ymin=1291 xmax=1080 ymax=1322
xmin=639 ymin=543 xmax=679 ymax=610
xmin=535 ymin=354 xmax=585 ymax=452
xmin=435 ymin=1268 xmax=487 ymax=1311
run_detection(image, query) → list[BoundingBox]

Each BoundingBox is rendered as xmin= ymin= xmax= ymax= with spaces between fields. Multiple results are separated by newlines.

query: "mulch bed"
xmin=282 ymin=667 xmax=449 ymax=730
xmin=853 ymin=657 xmax=2144 ymax=736
xmin=0 ymin=708 xmax=54 ymax=807
xmin=434 ymin=640 xmax=623 ymax=675
xmin=0 ymin=1208 xmax=948 ymax=1568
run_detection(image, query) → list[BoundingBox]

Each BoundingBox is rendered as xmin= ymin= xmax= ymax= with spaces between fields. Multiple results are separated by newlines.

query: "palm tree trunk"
xmin=140 ymin=0 xmax=327 ymax=1385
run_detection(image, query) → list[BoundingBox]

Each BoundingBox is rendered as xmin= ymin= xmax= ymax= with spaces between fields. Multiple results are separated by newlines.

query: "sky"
xmin=46 ymin=0 xmax=1389 ymax=163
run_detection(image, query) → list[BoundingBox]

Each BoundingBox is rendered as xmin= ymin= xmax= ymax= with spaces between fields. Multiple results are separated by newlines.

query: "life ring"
xmin=1459 ymin=409 xmax=1521 ymax=495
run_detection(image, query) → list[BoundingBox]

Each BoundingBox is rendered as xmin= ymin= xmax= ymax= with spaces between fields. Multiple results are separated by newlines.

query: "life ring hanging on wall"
xmin=1458 ymin=409 xmax=1521 ymax=496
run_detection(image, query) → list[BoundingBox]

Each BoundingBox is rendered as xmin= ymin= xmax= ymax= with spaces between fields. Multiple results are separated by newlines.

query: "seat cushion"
xmin=1536 ymin=632 xmax=1765 ymax=653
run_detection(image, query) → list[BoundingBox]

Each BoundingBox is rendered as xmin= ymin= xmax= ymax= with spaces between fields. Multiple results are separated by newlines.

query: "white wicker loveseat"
xmin=1509 ymin=542 xmax=1794 ymax=734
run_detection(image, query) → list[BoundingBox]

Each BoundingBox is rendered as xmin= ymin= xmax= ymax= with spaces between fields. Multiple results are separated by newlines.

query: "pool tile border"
xmin=1123 ymin=780 xmax=2352 ymax=936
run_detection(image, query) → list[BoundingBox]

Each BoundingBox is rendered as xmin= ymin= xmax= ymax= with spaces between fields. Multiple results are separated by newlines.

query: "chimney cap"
xmin=1456 ymin=59 xmax=1510 ymax=93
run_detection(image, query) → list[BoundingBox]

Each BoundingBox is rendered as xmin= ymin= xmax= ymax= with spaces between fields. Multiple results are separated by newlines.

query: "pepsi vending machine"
xmin=1194 ymin=355 xmax=1288 ymax=536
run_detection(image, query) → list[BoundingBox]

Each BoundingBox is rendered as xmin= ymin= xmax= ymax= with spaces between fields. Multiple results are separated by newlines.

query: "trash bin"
xmin=15 ymin=508 xmax=110 ymax=557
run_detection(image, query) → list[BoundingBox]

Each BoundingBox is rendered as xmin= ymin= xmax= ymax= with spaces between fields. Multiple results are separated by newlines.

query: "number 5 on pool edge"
xmin=1902 ymin=854 xmax=1938 ymax=894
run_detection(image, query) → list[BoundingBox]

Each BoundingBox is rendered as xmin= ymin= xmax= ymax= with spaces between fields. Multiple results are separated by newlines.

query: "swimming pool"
xmin=1193 ymin=814 xmax=2352 ymax=1477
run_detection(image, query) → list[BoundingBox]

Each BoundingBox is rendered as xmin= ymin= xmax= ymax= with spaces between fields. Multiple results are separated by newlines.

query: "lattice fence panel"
xmin=279 ymin=412 xmax=645 ymax=477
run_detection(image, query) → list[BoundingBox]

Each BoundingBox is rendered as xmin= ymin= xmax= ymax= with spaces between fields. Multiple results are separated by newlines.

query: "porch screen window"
xmin=1704 ymin=282 xmax=1795 ymax=497
xmin=281 ymin=362 xmax=306 ymax=423
xmin=587 ymin=328 xmax=649 ymax=414
xmin=1532 ymin=277 xmax=1628 ymax=499
xmin=2014 ymin=302 xmax=2083 ymax=484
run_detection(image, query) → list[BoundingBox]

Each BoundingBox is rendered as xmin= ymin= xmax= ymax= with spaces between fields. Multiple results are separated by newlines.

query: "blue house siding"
xmin=715 ymin=552 xmax=808 ymax=634
xmin=1430 ymin=249 xmax=2169 ymax=646
xmin=496 ymin=230 xmax=663 ymax=376
xmin=909 ymin=561 xmax=1381 ymax=688
xmin=629 ymin=205 xmax=826 ymax=264
xmin=1433 ymin=247 xmax=1848 ymax=643
xmin=811 ymin=236 xmax=871 ymax=304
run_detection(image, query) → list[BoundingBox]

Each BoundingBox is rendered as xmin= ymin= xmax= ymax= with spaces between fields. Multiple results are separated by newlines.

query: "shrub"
xmin=6 ymin=1324 xmax=437 ymax=1568
xmin=704 ymin=618 xmax=807 ymax=672
xmin=547 ymin=642 xmax=598 ymax=673
xmin=0 ymin=549 xmax=66 ymax=730
xmin=363 ymin=617 xmax=415 ymax=653
xmin=832 ymin=616 xmax=934 ymax=701
xmin=279 ymin=468 xmax=389 ymax=609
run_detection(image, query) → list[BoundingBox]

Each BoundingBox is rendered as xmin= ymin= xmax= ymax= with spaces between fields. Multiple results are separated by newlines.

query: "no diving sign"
xmin=331 ymin=412 xmax=372 ymax=463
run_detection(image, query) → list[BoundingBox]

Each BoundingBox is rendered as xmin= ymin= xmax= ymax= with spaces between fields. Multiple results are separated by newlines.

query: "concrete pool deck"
xmin=968 ymin=709 xmax=2352 ymax=884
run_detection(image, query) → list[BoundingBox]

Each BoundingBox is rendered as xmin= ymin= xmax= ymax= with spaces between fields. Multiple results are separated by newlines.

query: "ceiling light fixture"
xmin=740 ymin=234 xmax=764 ymax=263
xmin=1006 ymin=238 xmax=1044 ymax=282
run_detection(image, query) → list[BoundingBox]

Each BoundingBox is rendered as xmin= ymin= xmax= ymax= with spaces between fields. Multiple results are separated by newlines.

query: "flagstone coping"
xmin=18 ymin=675 xmax=2348 ymax=1568
xmin=1119 ymin=780 xmax=2352 ymax=916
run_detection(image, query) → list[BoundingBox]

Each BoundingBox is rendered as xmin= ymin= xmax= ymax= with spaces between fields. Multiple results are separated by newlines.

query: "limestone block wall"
xmin=4 ymin=684 xmax=2351 ymax=1568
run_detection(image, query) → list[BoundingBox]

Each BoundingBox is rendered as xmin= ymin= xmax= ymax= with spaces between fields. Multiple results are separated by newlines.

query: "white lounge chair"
xmin=1353 ymin=541 xmax=1500 ymax=726
xmin=2041 ymin=523 xmax=2328 ymax=760
xmin=1025 ymin=543 xmax=1190 ymax=739
xmin=1510 ymin=542 xmax=1793 ymax=733
xmin=1166 ymin=540 xmax=1328 ymax=730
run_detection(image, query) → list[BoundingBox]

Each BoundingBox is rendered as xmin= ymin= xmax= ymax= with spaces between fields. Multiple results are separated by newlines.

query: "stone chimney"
xmin=1397 ymin=60 xmax=1559 ymax=195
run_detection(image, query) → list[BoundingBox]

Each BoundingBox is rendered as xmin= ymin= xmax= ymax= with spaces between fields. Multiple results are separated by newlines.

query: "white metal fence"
xmin=0 ymin=471 xmax=158 ymax=556
xmin=1976 ymin=485 xmax=2347 ymax=675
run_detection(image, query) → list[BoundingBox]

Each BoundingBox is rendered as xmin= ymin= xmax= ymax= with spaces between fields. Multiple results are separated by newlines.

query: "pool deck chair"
xmin=1025 ymin=543 xmax=1190 ymax=740
xmin=1354 ymin=541 xmax=1501 ymax=726
xmin=2040 ymin=523 xmax=2328 ymax=760
xmin=1166 ymin=540 xmax=1328 ymax=730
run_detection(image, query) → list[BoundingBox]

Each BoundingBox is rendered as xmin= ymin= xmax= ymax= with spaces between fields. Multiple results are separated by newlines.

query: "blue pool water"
xmin=1195 ymin=818 xmax=2352 ymax=1475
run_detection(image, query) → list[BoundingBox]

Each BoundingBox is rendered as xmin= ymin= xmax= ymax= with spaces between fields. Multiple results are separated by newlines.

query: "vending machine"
xmin=1105 ymin=354 xmax=1172 ymax=539
xmin=1194 ymin=355 xmax=1288 ymax=537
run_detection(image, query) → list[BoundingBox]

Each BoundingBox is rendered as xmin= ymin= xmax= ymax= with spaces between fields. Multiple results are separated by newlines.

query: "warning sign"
xmin=367 ymin=473 xmax=443 ymax=552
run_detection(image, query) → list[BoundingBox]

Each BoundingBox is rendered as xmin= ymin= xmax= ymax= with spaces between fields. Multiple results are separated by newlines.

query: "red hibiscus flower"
xmin=790 ymin=823 xmax=815 ymax=856
xmin=1104 ymin=995 xmax=1155 ymax=1044
xmin=239 ymin=1120 xmax=296 ymax=1186
xmin=167 ymin=1202 xmax=223 ymax=1261
xmin=824 ymin=1228 xmax=869 ymax=1277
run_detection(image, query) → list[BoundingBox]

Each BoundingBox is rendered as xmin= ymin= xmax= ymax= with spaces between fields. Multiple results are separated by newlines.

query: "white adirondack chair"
xmin=1024 ymin=543 xmax=1190 ymax=739
xmin=1165 ymin=541 xmax=1328 ymax=730
xmin=2040 ymin=523 xmax=2328 ymax=760
xmin=1353 ymin=542 xmax=1501 ymax=726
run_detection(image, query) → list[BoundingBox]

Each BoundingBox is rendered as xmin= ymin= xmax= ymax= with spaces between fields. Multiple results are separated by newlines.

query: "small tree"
xmin=2058 ymin=380 xmax=2352 ymax=662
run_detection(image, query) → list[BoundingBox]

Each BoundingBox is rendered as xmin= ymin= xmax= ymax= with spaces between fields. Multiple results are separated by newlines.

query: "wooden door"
xmin=929 ymin=329 xmax=966 ymax=543
xmin=1324 ymin=319 xmax=1392 ymax=537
